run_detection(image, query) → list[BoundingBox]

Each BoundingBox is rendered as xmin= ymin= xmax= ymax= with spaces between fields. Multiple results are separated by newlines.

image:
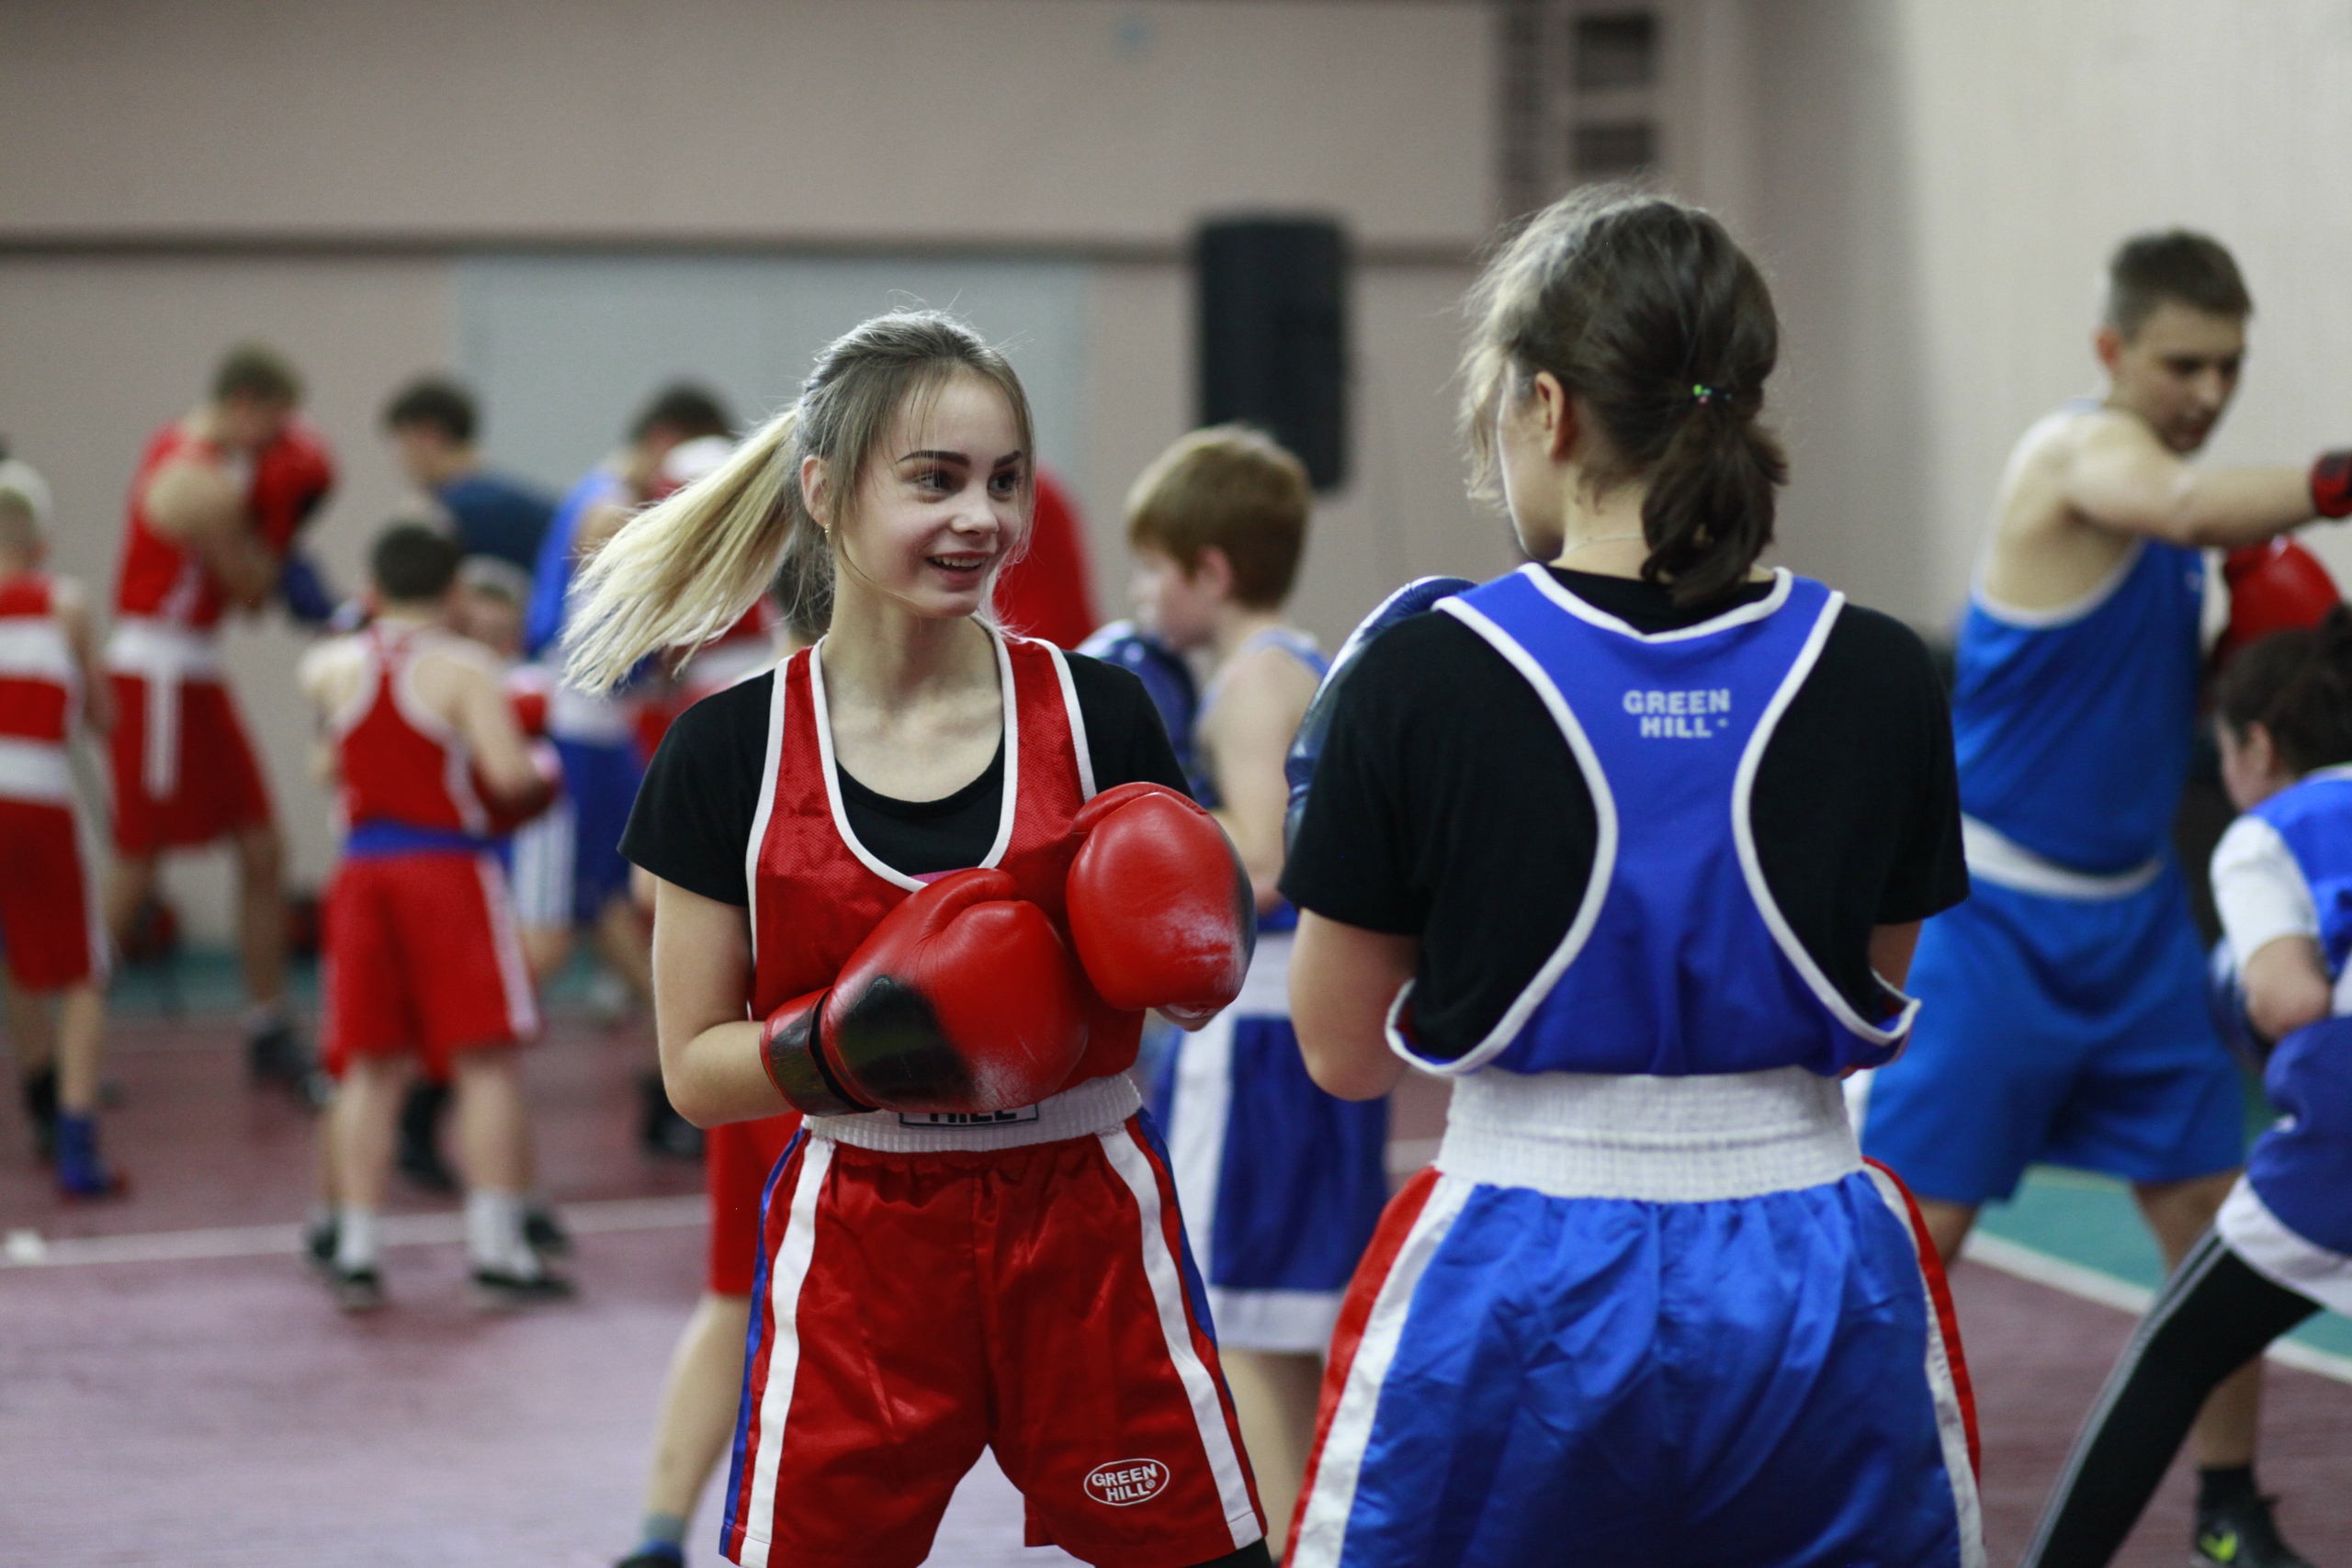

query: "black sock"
xmin=2199 ymin=1463 xmax=2258 ymax=1511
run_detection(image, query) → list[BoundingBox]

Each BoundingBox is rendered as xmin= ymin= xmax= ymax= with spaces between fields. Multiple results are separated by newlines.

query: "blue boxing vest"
xmin=1195 ymin=627 xmax=1328 ymax=935
xmin=1951 ymin=536 xmax=2206 ymax=875
xmin=2241 ymin=767 xmax=2352 ymax=1254
xmin=1411 ymin=565 xmax=1917 ymax=1079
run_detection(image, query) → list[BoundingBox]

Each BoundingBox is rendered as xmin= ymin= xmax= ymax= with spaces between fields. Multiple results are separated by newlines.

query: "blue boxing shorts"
xmin=537 ymin=736 xmax=642 ymax=928
xmin=1289 ymin=1152 xmax=1981 ymax=1568
xmin=1861 ymin=863 xmax=2244 ymax=1206
xmin=1152 ymin=986 xmax=1390 ymax=1352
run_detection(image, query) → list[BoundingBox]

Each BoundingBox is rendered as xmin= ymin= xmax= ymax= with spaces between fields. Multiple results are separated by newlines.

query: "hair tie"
xmin=1690 ymin=383 xmax=1717 ymax=406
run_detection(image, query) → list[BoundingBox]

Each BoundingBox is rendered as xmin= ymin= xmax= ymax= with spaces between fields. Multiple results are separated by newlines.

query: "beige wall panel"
xmin=0 ymin=255 xmax=455 ymax=939
xmin=1784 ymin=0 xmax=2352 ymax=626
xmin=1078 ymin=259 xmax=1504 ymax=652
xmin=0 ymin=0 xmax=1491 ymax=249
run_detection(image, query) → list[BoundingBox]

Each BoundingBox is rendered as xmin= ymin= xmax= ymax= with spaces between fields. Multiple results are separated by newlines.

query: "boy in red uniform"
xmin=0 ymin=457 xmax=121 ymax=1197
xmin=301 ymin=524 xmax=567 ymax=1311
xmin=106 ymin=344 xmax=335 ymax=1092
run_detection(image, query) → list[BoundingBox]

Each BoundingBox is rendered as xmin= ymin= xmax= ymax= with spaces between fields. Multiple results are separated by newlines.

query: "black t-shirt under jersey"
xmin=622 ymin=654 xmax=1189 ymax=901
xmin=1279 ymin=569 xmax=1970 ymax=1062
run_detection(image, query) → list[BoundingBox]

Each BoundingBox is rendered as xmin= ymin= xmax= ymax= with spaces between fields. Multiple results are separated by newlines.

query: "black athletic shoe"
xmin=329 ymin=1265 xmax=386 ymax=1314
xmin=20 ymin=1065 xmax=58 ymax=1163
xmin=472 ymin=1266 xmax=577 ymax=1309
xmin=2196 ymin=1495 xmax=2314 ymax=1568
xmin=249 ymin=1022 xmax=333 ymax=1108
xmin=301 ymin=1215 xmax=338 ymax=1277
xmin=394 ymin=1080 xmax=458 ymax=1193
xmin=638 ymin=1072 xmax=704 ymax=1161
xmin=523 ymin=1201 xmax=572 ymax=1258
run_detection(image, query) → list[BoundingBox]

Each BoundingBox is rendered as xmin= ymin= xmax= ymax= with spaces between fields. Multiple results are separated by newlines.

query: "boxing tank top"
xmin=1415 ymin=564 xmax=1917 ymax=1079
xmin=330 ymin=623 xmax=496 ymax=844
xmin=1951 ymin=412 xmax=2206 ymax=876
xmin=0 ymin=572 xmax=78 ymax=805
xmin=745 ymin=632 xmax=1143 ymax=1086
xmin=2237 ymin=769 xmax=2352 ymax=1253
xmin=1193 ymin=627 xmax=1326 ymax=939
xmin=115 ymin=423 xmax=251 ymax=631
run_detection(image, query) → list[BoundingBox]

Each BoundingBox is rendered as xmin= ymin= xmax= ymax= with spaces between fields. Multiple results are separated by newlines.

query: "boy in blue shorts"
xmin=1861 ymin=230 xmax=2351 ymax=1567
xmin=1128 ymin=426 xmax=1388 ymax=1551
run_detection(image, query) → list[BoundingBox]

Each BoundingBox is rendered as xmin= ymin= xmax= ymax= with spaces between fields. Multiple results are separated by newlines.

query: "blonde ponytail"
xmin=563 ymin=406 xmax=809 ymax=693
xmin=562 ymin=309 xmax=1034 ymax=693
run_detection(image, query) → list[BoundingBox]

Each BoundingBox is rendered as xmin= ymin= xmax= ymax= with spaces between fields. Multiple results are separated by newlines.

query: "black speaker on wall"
xmin=1195 ymin=218 xmax=1349 ymax=491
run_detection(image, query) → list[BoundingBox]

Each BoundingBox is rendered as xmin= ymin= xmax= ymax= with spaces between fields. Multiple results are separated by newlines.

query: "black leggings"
xmin=2019 ymin=1227 xmax=2321 ymax=1568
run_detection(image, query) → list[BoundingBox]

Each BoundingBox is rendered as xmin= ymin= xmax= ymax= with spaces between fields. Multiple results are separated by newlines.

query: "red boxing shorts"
xmin=706 ymin=1114 xmax=801 ymax=1296
xmin=720 ymin=1102 xmax=1266 ymax=1568
xmin=108 ymin=674 xmax=273 ymax=854
xmin=322 ymin=851 xmax=538 ymax=1079
xmin=0 ymin=797 xmax=107 ymax=989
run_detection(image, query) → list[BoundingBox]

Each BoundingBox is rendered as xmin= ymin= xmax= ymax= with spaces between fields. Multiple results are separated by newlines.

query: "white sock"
xmin=465 ymin=1189 xmax=535 ymax=1277
xmin=334 ymin=1206 xmax=379 ymax=1272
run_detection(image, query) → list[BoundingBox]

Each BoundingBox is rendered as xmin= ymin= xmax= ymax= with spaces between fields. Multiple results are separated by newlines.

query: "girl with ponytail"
xmin=1278 ymin=191 xmax=1984 ymax=1564
xmin=2022 ymin=613 xmax=2352 ymax=1566
xmin=601 ymin=311 xmax=1272 ymax=1568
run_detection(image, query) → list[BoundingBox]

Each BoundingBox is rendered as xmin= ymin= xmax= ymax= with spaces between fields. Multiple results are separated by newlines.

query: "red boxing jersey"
xmin=330 ymin=624 xmax=495 ymax=837
xmin=0 ymin=572 xmax=74 ymax=747
xmin=118 ymin=423 xmax=243 ymax=628
xmin=747 ymin=633 xmax=1142 ymax=1089
xmin=994 ymin=469 xmax=1099 ymax=650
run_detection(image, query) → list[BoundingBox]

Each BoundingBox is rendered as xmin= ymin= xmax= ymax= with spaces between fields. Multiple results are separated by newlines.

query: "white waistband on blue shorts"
xmin=804 ymin=1069 xmax=1141 ymax=1155
xmin=1962 ymin=815 xmax=2163 ymax=900
xmin=1436 ymin=1066 xmax=1860 ymax=1202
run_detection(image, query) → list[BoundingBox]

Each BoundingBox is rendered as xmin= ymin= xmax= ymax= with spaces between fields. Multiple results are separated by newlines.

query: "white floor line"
xmin=1963 ymin=1231 xmax=2352 ymax=1387
xmin=0 ymin=1193 xmax=704 ymax=1270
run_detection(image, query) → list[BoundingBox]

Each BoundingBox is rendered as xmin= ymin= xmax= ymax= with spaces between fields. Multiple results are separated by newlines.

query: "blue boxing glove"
xmin=1284 ymin=576 xmax=1476 ymax=854
xmin=279 ymin=551 xmax=342 ymax=627
xmin=2208 ymin=937 xmax=2275 ymax=1073
xmin=1079 ymin=619 xmax=1202 ymax=788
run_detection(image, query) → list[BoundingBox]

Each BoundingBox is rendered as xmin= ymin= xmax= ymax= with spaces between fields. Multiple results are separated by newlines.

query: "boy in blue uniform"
xmin=1860 ymin=230 xmax=2352 ymax=1566
xmin=2023 ymin=618 xmax=2352 ymax=1567
xmin=1128 ymin=426 xmax=1387 ymax=1551
xmin=514 ymin=386 xmax=731 ymax=1156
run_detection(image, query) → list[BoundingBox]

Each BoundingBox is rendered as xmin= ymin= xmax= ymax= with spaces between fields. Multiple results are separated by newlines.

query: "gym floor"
xmin=3 ymin=977 xmax=2346 ymax=1566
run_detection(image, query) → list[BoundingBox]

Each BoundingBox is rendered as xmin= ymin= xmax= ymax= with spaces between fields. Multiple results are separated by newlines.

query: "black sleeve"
xmin=1281 ymin=614 xmax=1598 ymax=1059
xmin=1748 ymin=604 xmax=1968 ymax=1015
xmin=1067 ymin=652 xmax=1193 ymax=796
xmin=620 ymin=672 xmax=773 ymax=907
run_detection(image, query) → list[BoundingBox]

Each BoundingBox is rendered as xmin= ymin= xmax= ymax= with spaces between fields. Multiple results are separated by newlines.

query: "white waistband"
xmin=0 ymin=737 xmax=73 ymax=804
xmin=105 ymin=617 xmax=222 ymax=679
xmin=1962 ymin=815 xmax=2162 ymax=900
xmin=1435 ymin=1066 xmax=1861 ymax=1201
xmin=1228 ymin=930 xmax=1294 ymax=1016
xmin=804 ymin=1069 xmax=1141 ymax=1154
xmin=547 ymin=682 xmax=636 ymax=743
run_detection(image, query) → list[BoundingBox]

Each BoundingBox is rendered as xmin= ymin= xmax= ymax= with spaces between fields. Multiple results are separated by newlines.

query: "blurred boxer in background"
xmin=103 ymin=345 xmax=334 ymax=1096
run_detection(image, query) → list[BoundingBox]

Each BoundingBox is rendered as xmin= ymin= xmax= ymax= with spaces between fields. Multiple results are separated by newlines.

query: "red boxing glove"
xmin=2312 ymin=450 xmax=2352 ymax=519
xmin=474 ymin=739 xmax=562 ymax=834
xmin=1064 ymin=783 xmax=1255 ymax=1029
xmin=2219 ymin=538 xmax=2342 ymax=663
xmin=761 ymin=868 xmax=1089 ymax=1117
xmin=249 ymin=420 xmax=336 ymax=555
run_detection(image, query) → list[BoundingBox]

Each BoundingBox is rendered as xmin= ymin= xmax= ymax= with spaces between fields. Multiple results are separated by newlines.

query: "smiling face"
xmin=2099 ymin=299 xmax=2246 ymax=456
xmin=814 ymin=373 xmax=1030 ymax=622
